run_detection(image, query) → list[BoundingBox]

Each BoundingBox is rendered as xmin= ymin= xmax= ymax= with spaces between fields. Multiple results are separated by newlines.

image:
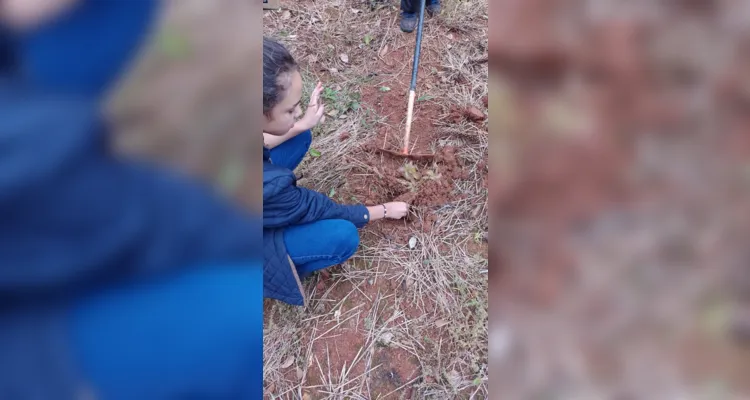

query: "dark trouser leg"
xmin=402 ymin=0 xmax=438 ymax=15
xmin=401 ymin=0 xmax=417 ymax=15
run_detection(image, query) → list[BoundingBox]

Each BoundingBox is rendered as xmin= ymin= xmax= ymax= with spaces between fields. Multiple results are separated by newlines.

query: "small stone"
xmin=408 ymin=236 xmax=418 ymax=249
xmin=464 ymin=107 xmax=486 ymax=122
xmin=378 ymin=332 xmax=394 ymax=346
xmin=445 ymin=369 xmax=462 ymax=389
xmin=281 ymin=356 xmax=294 ymax=369
xmin=379 ymin=44 xmax=389 ymax=57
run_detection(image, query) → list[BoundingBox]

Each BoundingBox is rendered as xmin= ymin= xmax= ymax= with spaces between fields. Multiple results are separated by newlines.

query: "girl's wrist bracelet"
xmin=382 ymin=204 xmax=387 ymax=218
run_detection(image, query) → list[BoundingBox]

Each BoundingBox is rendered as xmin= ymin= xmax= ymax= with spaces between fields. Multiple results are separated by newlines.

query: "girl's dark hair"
xmin=263 ymin=37 xmax=298 ymax=116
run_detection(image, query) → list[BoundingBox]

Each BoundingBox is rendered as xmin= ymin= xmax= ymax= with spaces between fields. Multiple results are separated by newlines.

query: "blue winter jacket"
xmin=0 ymin=1 xmax=263 ymax=398
xmin=262 ymin=148 xmax=370 ymax=305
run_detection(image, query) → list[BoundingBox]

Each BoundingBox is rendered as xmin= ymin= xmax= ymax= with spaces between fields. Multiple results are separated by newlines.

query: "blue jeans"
xmin=270 ymin=131 xmax=360 ymax=279
xmin=69 ymin=265 xmax=263 ymax=400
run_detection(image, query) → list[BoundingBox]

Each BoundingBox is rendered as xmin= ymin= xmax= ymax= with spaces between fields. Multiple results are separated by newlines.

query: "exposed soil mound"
xmin=349 ymin=143 xmax=469 ymax=210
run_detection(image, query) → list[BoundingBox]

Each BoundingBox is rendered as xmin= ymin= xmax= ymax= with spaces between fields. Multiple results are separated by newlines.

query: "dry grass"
xmin=264 ymin=0 xmax=488 ymax=398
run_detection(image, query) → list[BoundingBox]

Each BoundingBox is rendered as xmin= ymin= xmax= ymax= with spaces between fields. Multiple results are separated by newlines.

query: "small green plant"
xmin=322 ymin=87 xmax=338 ymax=103
xmin=309 ymin=148 xmax=321 ymax=157
xmin=321 ymin=87 xmax=361 ymax=115
xmin=359 ymin=109 xmax=375 ymax=130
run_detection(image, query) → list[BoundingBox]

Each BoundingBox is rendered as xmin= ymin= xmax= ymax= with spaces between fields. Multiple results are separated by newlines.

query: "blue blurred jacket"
xmin=0 ymin=1 xmax=262 ymax=398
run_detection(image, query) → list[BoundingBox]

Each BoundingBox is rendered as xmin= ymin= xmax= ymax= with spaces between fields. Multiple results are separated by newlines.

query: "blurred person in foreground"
xmin=262 ymin=37 xmax=409 ymax=306
xmin=1 ymin=1 xmax=263 ymax=399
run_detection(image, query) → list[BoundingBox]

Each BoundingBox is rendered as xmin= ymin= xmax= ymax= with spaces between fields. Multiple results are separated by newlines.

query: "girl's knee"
xmin=333 ymin=220 xmax=360 ymax=256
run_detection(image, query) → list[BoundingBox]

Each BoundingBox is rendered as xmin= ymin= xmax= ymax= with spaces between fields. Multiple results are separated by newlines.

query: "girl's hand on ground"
xmin=297 ymin=82 xmax=325 ymax=131
xmin=384 ymin=202 xmax=409 ymax=219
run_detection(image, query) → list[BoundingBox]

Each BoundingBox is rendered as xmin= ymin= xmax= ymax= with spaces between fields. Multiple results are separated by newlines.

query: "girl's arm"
xmin=263 ymin=121 xmax=309 ymax=149
xmin=263 ymin=174 xmax=409 ymax=228
xmin=264 ymin=176 xmax=370 ymax=228
xmin=366 ymin=203 xmax=409 ymax=221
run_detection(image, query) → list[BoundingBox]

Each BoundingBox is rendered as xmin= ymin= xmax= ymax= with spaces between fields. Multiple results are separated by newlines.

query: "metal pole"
xmin=401 ymin=0 xmax=427 ymax=154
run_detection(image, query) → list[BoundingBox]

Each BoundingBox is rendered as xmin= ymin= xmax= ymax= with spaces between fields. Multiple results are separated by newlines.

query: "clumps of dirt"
xmin=448 ymin=106 xmax=487 ymax=123
xmin=351 ymin=81 xmax=472 ymax=220
xmin=343 ymin=142 xmax=469 ymax=240
xmin=368 ymin=144 xmax=467 ymax=208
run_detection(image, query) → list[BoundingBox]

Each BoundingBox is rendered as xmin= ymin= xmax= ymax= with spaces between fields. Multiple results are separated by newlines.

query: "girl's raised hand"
xmin=297 ymin=82 xmax=325 ymax=131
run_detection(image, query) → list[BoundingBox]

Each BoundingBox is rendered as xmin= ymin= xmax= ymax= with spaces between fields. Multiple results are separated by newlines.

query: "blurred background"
xmin=489 ymin=0 xmax=750 ymax=398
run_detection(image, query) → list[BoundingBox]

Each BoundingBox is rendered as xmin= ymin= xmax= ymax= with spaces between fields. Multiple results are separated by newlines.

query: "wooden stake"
xmin=402 ymin=90 xmax=416 ymax=154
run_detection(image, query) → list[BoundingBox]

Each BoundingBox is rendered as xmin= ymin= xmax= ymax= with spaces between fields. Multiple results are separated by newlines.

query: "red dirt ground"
xmin=334 ymin=44 xmax=487 ymax=244
xmin=293 ymin=263 xmax=451 ymax=398
xmin=291 ymin=51 xmax=488 ymax=398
